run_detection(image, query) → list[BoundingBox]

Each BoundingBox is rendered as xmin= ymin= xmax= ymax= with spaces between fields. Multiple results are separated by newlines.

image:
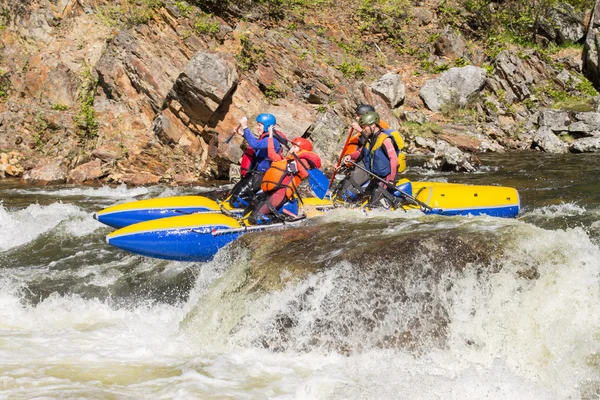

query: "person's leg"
xmin=333 ymin=162 xmax=370 ymax=203
xmin=229 ymin=171 xmax=264 ymax=208
xmin=247 ymin=187 xmax=289 ymax=224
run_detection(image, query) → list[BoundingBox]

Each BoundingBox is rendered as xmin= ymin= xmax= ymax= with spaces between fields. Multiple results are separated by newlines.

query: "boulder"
xmin=370 ymin=72 xmax=406 ymax=108
xmin=532 ymin=127 xmax=569 ymax=153
xmin=68 ymin=159 xmax=104 ymax=183
xmin=570 ymin=136 xmax=600 ymax=152
xmin=419 ymin=66 xmax=487 ymax=112
xmin=433 ymin=25 xmax=467 ymax=60
xmin=538 ymin=109 xmax=570 ymax=132
xmin=488 ymin=50 xmax=549 ymax=103
xmin=424 ymin=140 xmax=480 ymax=172
xmin=22 ymin=158 xmax=68 ymax=183
xmin=165 ymin=51 xmax=239 ymax=127
xmin=547 ymin=3 xmax=586 ymax=44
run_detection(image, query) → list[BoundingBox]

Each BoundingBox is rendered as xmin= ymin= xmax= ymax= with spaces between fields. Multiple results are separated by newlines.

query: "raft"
xmin=100 ymin=181 xmax=520 ymax=261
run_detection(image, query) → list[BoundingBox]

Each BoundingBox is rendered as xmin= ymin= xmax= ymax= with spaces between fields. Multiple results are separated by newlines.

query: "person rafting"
xmin=246 ymin=126 xmax=322 ymax=225
xmin=342 ymin=111 xmax=406 ymax=208
xmin=227 ymin=113 xmax=287 ymax=208
xmin=332 ymin=104 xmax=392 ymax=202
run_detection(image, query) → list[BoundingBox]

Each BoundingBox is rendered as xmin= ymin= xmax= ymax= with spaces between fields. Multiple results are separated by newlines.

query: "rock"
xmin=5 ymin=164 xmax=24 ymax=177
xmin=419 ymin=66 xmax=487 ymax=112
xmin=370 ymin=73 xmax=406 ymax=108
xmin=22 ymin=158 xmax=68 ymax=183
xmin=153 ymin=108 xmax=201 ymax=154
xmin=538 ymin=109 xmax=570 ymax=132
xmin=489 ymin=50 xmax=549 ymax=103
xmin=570 ymin=136 xmax=600 ymax=152
xmin=119 ymin=172 xmax=161 ymax=186
xmin=583 ymin=0 xmax=600 ymax=88
xmin=532 ymin=127 xmax=569 ymax=153
xmin=547 ymin=3 xmax=586 ymax=44
xmin=413 ymin=7 xmax=434 ymax=25
xmin=424 ymin=140 xmax=480 ymax=172
xmin=68 ymin=159 xmax=104 ymax=183
xmin=307 ymin=110 xmax=346 ymax=168
xmin=165 ymin=51 xmax=239 ymax=127
xmin=403 ymin=111 xmax=429 ymax=124
xmin=433 ymin=25 xmax=467 ymax=60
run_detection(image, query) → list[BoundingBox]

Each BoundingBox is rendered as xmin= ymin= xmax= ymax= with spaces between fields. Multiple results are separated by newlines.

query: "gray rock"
xmin=370 ymin=73 xmax=406 ymax=108
xmin=548 ymin=3 xmax=586 ymax=44
xmin=532 ymin=127 xmax=569 ymax=153
xmin=493 ymin=50 xmax=547 ymax=102
xmin=307 ymin=111 xmax=346 ymax=168
xmin=404 ymin=111 xmax=429 ymax=124
xmin=419 ymin=66 xmax=487 ymax=112
xmin=583 ymin=0 xmax=600 ymax=88
xmin=538 ymin=109 xmax=570 ymax=132
xmin=167 ymin=51 xmax=239 ymax=126
xmin=570 ymin=136 xmax=600 ymax=152
xmin=433 ymin=25 xmax=467 ymax=60
xmin=424 ymin=140 xmax=479 ymax=172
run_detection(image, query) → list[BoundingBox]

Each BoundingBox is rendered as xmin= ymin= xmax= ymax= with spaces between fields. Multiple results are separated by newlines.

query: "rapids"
xmin=1 ymin=153 xmax=599 ymax=399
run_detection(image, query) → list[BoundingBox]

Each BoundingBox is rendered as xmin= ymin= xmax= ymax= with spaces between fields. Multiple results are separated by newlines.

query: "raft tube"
xmin=409 ymin=182 xmax=520 ymax=218
xmin=93 ymin=196 xmax=240 ymax=229
xmin=106 ymin=213 xmax=304 ymax=262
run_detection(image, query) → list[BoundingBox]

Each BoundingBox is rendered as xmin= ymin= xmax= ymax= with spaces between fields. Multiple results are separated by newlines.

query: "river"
xmin=1 ymin=152 xmax=599 ymax=399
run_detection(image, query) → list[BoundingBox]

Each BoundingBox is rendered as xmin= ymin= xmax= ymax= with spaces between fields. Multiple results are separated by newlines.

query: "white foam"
xmin=0 ymin=202 xmax=103 ymax=252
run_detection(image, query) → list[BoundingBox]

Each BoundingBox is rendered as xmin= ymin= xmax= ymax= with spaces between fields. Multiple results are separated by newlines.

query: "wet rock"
xmin=419 ymin=66 xmax=487 ymax=112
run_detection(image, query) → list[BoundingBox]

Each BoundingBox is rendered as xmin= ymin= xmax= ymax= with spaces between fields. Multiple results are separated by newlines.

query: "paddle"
xmin=328 ymin=127 xmax=355 ymax=190
xmin=224 ymin=124 xmax=242 ymax=144
xmin=348 ymin=160 xmax=437 ymax=212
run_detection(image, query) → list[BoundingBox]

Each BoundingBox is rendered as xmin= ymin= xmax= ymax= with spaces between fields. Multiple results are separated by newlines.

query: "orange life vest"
xmin=261 ymin=150 xmax=321 ymax=198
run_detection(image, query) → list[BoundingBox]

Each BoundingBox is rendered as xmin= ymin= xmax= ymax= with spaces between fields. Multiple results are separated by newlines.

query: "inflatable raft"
xmin=99 ymin=181 xmax=520 ymax=261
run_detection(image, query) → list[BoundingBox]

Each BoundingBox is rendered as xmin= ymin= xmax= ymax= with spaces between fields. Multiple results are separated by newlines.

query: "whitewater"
xmin=1 ymin=153 xmax=599 ymax=399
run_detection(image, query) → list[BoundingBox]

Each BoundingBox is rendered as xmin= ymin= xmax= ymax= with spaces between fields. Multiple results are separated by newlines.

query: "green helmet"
xmin=358 ymin=111 xmax=380 ymax=127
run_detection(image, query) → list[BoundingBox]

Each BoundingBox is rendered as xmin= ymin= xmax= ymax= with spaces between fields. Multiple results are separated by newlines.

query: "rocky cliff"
xmin=0 ymin=0 xmax=599 ymax=184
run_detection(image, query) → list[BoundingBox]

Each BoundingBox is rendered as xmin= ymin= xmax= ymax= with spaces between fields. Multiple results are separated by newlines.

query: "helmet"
xmin=256 ymin=113 xmax=276 ymax=132
xmin=291 ymin=137 xmax=313 ymax=152
xmin=358 ymin=111 xmax=380 ymax=127
xmin=355 ymin=104 xmax=375 ymax=116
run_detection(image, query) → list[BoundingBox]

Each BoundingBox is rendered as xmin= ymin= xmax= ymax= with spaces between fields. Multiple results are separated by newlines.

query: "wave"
xmin=0 ymin=202 xmax=103 ymax=252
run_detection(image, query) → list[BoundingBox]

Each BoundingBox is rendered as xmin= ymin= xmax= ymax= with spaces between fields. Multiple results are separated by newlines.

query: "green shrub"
xmin=194 ymin=12 xmax=219 ymax=34
xmin=337 ymin=60 xmax=366 ymax=78
xmin=236 ymin=33 xmax=265 ymax=71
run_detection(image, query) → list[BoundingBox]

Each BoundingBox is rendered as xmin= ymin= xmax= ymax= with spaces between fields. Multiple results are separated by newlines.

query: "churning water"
xmin=1 ymin=153 xmax=599 ymax=399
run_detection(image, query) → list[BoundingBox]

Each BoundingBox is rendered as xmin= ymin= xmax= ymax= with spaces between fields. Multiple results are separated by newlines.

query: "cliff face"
xmin=0 ymin=0 xmax=599 ymax=184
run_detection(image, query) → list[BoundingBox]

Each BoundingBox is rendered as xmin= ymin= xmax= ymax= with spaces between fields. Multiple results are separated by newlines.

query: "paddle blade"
xmin=307 ymin=169 xmax=329 ymax=199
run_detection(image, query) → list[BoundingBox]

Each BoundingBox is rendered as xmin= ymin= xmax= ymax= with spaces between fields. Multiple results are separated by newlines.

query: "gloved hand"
xmin=287 ymin=160 xmax=298 ymax=173
xmin=343 ymin=155 xmax=353 ymax=166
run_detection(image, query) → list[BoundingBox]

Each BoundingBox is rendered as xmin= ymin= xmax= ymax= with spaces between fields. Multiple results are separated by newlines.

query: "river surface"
xmin=1 ymin=152 xmax=599 ymax=399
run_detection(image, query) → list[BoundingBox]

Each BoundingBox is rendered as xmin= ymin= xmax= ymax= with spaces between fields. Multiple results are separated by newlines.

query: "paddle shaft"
xmin=348 ymin=161 xmax=435 ymax=212
xmin=224 ymin=124 xmax=242 ymax=144
xmin=329 ymin=127 xmax=355 ymax=190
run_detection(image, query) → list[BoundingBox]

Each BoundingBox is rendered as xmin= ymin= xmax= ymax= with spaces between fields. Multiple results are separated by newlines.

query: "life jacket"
xmin=244 ymin=129 xmax=288 ymax=175
xmin=261 ymin=150 xmax=321 ymax=198
xmin=363 ymin=128 xmax=405 ymax=177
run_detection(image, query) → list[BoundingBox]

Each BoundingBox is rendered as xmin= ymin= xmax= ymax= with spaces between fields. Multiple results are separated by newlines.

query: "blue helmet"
xmin=256 ymin=113 xmax=276 ymax=133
